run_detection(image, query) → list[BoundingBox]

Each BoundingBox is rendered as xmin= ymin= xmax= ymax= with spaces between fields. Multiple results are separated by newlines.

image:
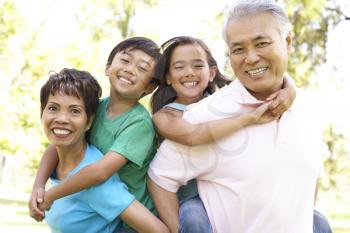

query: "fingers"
xmin=265 ymin=91 xmax=278 ymax=101
xmin=37 ymin=188 xmax=45 ymax=203
xmin=28 ymin=188 xmax=46 ymax=222
xmin=270 ymin=105 xmax=285 ymax=117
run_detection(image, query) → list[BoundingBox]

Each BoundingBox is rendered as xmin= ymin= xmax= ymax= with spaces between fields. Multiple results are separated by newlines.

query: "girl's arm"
xmin=153 ymin=75 xmax=296 ymax=147
xmin=39 ymin=151 xmax=128 ymax=210
xmin=120 ymin=199 xmax=170 ymax=233
xmin=153 ymin=102 xmax=272 ymax=146
xmin=267 ymin=74 xmax=297 ymax=116
xmin=28 ymin=145 xmax=58 ymax=221
xmin=147 ymin=177 xmax=179 ymax=233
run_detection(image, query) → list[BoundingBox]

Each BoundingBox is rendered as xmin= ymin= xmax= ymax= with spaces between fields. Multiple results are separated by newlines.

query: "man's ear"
xmin=209 ymin=66 xmax=217 ymax=82
xmin=105 ymin=64 xmax=110 ymax=76
xmin=286 ymin=32 xmax=293 ymax=52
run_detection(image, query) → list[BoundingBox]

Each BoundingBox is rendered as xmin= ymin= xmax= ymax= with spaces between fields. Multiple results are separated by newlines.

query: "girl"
xmin=148 ymin=36 xmax=296 ymax=233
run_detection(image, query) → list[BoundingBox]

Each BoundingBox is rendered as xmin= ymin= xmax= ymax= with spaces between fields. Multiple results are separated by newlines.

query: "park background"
xmin=0 ymin=0 xmax=349 ymax=232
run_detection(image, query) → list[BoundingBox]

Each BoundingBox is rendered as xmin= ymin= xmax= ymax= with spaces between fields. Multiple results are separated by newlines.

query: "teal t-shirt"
xmin=45 ymin=144 xmax=135 ymax=233
xmin=89 ymin=97 xmax=157 ymax=213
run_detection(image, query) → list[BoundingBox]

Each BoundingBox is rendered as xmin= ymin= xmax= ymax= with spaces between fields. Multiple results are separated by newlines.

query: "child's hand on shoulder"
xmin=266 ymin=87 xmax=295 ymax=117
xmin=250 ymin=102 xmax=279 ymax=124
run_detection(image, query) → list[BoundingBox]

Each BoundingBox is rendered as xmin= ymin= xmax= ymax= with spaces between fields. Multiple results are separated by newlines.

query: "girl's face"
xmin=41 ymin=93 xmax=92 ymax=149
xmin=166 ymin=44 xmax=216 ymax=105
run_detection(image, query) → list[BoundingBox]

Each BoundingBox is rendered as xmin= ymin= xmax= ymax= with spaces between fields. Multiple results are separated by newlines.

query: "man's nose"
xmin=245 ymin=49 xmax=260 ymax=64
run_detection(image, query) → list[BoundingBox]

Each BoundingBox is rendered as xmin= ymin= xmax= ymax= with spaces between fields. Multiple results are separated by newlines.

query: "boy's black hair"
xmin=40 ymin=68 xmax=102 ymax=121
xmin=151 ymin=36 xmax=231 ymax=114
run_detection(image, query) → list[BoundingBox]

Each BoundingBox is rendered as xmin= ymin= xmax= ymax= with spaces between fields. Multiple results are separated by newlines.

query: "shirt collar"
xmin=228 ymin=79 xmax=296 ymax=111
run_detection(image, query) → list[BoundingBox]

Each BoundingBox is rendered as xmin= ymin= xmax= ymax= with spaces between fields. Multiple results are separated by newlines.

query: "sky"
xmin=14 ymin=0 xmax=350 ymax=149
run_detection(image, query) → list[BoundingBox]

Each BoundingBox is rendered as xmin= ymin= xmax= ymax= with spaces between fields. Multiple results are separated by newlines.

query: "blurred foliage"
xmin=320 ymin=124 xmax=348 ymax=190
xmin=284 ymin=0 xmax=343 ymax=87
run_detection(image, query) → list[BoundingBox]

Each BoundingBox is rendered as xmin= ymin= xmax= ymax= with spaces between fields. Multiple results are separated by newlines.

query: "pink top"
xmin=148 ymin=79 xmax=323 ymax=233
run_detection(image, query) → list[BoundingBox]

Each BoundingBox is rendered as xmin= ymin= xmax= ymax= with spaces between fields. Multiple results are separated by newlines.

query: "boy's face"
xmin=105 ymin=49 xmax=156 ymax=100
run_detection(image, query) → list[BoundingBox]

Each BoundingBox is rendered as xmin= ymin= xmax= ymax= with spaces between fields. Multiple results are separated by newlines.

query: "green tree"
xmin=284 ymin=0 xmax=344 ymax=87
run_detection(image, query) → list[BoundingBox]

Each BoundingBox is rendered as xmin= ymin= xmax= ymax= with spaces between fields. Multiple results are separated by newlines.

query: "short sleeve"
xmin=87 ymin=174 xmax=135 ymax=222
xmin=110 ymin=119 xmax=155 ymax=167
xmin=148 ymin=140 xmax=208 ymax=192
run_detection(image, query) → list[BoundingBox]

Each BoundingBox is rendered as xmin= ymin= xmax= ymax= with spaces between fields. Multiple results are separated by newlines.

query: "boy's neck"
xmin=107 ymin=92 xmax=138 ymax=118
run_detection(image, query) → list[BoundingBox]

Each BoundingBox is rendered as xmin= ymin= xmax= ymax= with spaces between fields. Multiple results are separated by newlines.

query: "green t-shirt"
xmin=89 ymin=98 xmax=156 ymax=213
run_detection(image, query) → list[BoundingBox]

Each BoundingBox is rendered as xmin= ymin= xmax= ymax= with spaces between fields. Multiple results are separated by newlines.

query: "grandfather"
xmin=148 ymin=0 xmax=323 ymax=232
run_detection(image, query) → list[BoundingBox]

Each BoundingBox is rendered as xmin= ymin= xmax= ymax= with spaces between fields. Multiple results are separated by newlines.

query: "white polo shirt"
xmin=148 ymin=79 xmax=323 ymax=233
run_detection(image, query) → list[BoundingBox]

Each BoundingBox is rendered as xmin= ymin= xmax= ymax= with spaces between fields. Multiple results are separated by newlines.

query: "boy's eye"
xmin=120 ymin=58 xmax=129 ymax=63
xmin=138 ymin=66 xmax=148 ymax=73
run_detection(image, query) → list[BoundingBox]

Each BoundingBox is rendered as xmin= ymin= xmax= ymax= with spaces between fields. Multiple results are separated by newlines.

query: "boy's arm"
xmin=40 ymin=151 xmax=128 ymax=210
xmin=267 ymin=74 xmax=297 ymax=116
xmin=147 ymin=177 xmax=179 ymax=233
xmin=153 ymin=102 xmax=271 ymax=146
xmin=28 ymin=145 xmax=58 ymax=221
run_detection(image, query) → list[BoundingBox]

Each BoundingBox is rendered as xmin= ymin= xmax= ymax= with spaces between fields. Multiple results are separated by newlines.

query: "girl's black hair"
xmin=150 ymin=36 xmax=231 ymax=114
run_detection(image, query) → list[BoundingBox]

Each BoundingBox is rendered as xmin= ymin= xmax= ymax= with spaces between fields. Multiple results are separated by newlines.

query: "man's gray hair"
xmin=222 ymin=0 xmax=292 ymax=43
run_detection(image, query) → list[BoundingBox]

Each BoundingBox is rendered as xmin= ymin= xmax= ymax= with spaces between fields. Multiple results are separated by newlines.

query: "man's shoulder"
xmin=184 ymin=81 xmax=245 ymax=123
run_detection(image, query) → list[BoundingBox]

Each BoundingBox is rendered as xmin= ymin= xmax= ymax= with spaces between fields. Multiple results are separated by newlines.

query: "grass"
xmin=0 ymin=170 xmax=348 ymax=233
xmin=0 ymin=192 xmax=349 ymax=232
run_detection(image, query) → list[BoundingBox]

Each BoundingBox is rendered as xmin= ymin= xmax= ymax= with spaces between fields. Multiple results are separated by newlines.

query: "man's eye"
xmin=257 ymin=42 xmax=270 ymax=47
xmin=231 ymin=48 xmax=243 ymax=54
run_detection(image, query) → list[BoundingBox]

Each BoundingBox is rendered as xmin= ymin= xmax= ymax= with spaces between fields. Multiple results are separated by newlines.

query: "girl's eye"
xmin=47 ymin=105 xmax=57 ymax=111
xmin=174 ymin=66 xmax=183 ymax=70
xmin=194 ymin=64 xmax=204 ymax=68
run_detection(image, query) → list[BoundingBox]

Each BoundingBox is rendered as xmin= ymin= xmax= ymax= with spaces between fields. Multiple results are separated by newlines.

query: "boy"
xmin=29 ymin=37 xmax=162 ymax=232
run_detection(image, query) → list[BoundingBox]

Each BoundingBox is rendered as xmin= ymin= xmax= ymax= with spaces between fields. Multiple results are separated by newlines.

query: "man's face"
xmin=226 ymin=12 xmax=292 ymax=100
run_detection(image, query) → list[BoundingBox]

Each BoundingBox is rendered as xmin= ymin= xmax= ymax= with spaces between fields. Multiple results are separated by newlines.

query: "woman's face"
xmin=166 ymin=44 xmax=216 ymax=105
xmin=41 ymin=92 xmax=91 ymax=148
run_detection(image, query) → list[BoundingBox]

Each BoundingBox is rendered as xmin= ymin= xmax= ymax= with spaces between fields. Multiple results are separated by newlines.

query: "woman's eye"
xmin=71 ymin=109 xmax=81 ymax=115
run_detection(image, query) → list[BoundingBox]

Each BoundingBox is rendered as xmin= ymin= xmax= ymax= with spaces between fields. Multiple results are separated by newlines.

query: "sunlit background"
xmin=0 ymin=0 xmax=349 ymax=232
